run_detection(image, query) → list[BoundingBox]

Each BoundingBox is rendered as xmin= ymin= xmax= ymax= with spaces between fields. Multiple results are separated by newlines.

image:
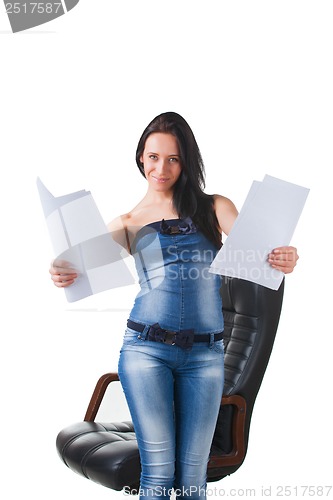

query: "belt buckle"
xmin=175 ymin=329 xmax=194 ymax=349
xmin=148 ymin=324 xmax=176 ymax=345
xmin=163 ymin=330 xmax=177 ymax=345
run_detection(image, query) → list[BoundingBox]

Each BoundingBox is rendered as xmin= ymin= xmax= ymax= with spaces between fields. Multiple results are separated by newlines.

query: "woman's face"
xmin=140 ymin=133 xmax=182 ymax=193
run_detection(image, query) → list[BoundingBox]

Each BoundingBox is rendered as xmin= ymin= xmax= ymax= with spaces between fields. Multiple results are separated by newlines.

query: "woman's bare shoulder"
xmin=107 ymin=195 xmax=146 ymax=232
xmin=213 ymin=194 xmax=239 ymax=235
xmin=107 ymin=213 xmax=131 ymax=232
xmin=107 ymin=210 xmax=145 ymax=253
xmin=213 ymin=194 xmax=238 ymax=216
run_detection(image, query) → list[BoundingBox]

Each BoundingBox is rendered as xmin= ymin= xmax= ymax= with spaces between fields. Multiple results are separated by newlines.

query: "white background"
xmin=0 ymin=1 xmax=332 ymax=498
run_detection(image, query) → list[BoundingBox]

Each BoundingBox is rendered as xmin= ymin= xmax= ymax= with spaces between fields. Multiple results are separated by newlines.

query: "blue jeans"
xmin=118 ymin=326 xmax=224 ymax=500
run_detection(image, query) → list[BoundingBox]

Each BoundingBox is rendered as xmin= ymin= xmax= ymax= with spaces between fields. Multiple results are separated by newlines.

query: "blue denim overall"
xmin=118 ymin=219 xmax=224 ymax=500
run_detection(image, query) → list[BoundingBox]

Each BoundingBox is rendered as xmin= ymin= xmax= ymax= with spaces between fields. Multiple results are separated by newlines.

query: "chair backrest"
xmin=208 ymin=277 xmax=284 ymax=481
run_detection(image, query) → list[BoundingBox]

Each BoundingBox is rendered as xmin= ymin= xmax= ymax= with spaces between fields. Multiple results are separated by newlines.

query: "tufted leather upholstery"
xmin=56 ymin=277 xmax=284 ymax=490
xmin=57 ymin=420 xmax=140 ymax=491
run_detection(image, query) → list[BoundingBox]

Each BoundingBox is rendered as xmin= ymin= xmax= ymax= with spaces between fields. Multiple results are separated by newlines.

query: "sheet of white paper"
xmin=37 ymin=178 xmax=136 ymax=302
xmin=209 ymin=175 xmax=310 ymax=289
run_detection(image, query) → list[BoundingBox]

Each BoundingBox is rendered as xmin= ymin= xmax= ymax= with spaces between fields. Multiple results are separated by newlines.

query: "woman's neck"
xmin=127 ymin=189 xmax=178 ymax=226
xmin=143 ymin=186 xmax=174 ymax=206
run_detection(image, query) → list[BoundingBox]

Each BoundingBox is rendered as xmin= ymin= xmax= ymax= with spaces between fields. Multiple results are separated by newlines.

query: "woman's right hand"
xmin=49 ymin=259 xmax=78 ymax=288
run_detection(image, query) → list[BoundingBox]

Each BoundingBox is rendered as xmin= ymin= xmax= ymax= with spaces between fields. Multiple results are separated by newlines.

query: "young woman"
xmin=50 ymin=112 xmax=298 ymax=500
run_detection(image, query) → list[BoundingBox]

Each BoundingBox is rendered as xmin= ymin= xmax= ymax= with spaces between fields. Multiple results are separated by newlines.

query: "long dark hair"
xmin=136 ymin=112 xmax=222 ymax=248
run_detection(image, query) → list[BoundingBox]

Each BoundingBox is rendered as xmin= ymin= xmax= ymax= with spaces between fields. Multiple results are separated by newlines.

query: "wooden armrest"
xmin=84 ymin=372 xmax=119 ymax=422
xmin=208 ymin=394 xmax=247 ymax=467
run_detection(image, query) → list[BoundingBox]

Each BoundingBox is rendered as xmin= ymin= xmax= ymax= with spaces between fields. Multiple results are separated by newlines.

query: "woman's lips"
xmin=152 ymin=176 xmax=170 ymax=183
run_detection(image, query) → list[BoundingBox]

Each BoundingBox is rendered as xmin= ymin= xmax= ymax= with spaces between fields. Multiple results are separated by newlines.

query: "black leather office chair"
xmin=56 ymin=277 xmax=284 ymax=491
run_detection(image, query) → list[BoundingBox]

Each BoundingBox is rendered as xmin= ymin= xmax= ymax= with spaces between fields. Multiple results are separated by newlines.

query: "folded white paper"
xmin=37 ymin=178 xmax=136 ymax=302
xmin=209 ymin=175 xmax=310 ymax=289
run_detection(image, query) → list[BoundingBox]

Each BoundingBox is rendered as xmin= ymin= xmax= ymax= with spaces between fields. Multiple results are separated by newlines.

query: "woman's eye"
xmin=149 ymin=155 xmax=157 ymax=160
xmin=169 ymin=157 xmax=178 ymax=163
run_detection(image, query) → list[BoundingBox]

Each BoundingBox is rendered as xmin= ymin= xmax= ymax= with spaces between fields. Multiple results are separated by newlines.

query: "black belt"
xmin=127 ymin=319 xmax=223 ymax=349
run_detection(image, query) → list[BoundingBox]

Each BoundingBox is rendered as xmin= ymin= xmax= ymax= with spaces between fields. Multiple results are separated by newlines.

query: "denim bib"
xmin=129 ymin=218 xmax=224 ymax=335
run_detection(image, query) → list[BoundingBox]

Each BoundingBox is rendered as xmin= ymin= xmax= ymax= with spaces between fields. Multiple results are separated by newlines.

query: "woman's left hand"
xmin=268 ymin=246 xmax=299 ymax=274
